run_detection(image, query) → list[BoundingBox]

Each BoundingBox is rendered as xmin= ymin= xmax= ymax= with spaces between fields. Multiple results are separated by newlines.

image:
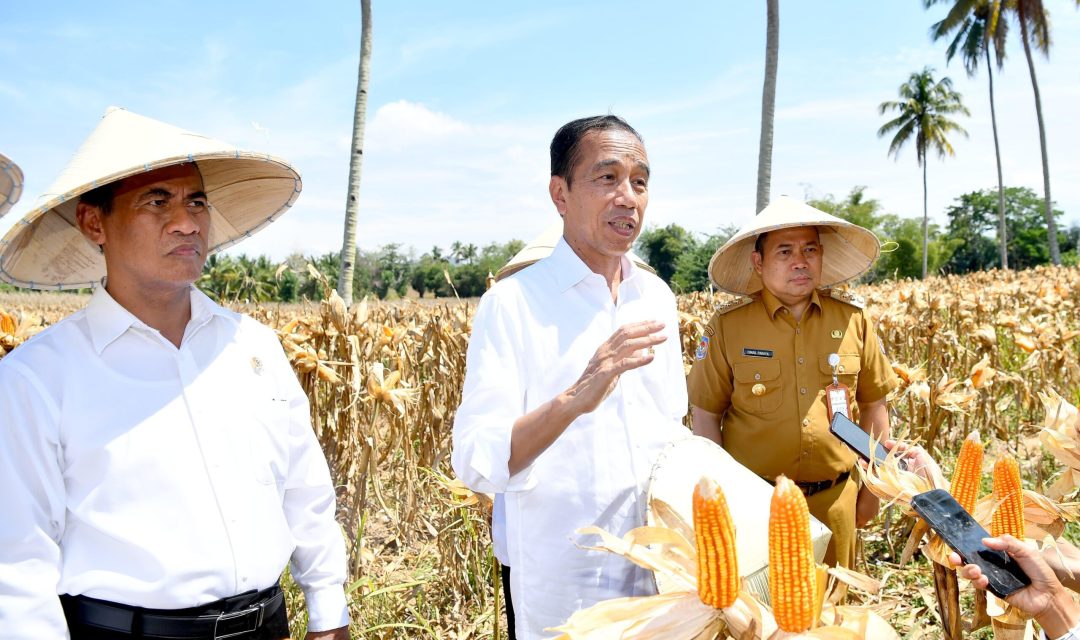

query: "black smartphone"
xmin=829 ymin=412 xmax=891 ymax=466
xmin=911 ymin=489 xmax=1031 ymax=599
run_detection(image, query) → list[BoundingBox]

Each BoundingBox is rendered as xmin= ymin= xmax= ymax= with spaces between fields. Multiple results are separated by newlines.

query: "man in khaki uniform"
xmin=687 ymin=196 xmax=900 ymax=568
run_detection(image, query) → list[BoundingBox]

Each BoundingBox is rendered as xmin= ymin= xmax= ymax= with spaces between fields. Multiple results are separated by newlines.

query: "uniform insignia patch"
xmin=695 ymin=336 xmax=710 ymax=360
xmin=743 ymin=348 xmax=773 ymax=358
xmin=704 ymin=325 xmax=715 ymax=337
xmin=828 ymin=288 xmax=866 ymax=309
xmin=251 ymin=356 xmax=264 ymax=374
xmin=716 ymin=296 xmax=754 ymax=315
xmin=831 ymin=330 xmax=843 ymax=339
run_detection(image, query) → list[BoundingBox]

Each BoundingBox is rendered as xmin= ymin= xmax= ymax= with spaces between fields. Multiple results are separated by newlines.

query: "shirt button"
xmin=802 ymin=418 xmax=810 ymax=426
xmin=800 ymin=387 xmax=807 ymax=395
xmin=798 ymin=356 xmax=805 ymax=364
xmin=754 ymin=373 xmax=762 ymax=381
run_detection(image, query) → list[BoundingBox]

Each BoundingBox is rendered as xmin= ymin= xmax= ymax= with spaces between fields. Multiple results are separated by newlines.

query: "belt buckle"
xmin=213 ymin=602 xmax=264 ymax=639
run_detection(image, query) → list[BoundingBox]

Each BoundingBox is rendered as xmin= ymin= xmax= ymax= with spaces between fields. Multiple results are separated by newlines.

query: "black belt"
xmin=61 ymin=583 xmax=284 ymax=639
xmin=763 ymin=471 xmax=850 ymax=497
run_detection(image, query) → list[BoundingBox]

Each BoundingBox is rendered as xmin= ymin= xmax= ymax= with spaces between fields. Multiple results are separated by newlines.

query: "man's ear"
xmin=549 ymin=175 xmax=569 ymax=217
xmin=751 ymin=251 xmax=764 ymax=275
xmin=75 ymin=202 xmax=106 ymax=249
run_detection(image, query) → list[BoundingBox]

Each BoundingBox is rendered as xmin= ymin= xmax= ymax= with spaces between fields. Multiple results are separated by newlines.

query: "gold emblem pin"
xmin=752 ymin=383 xmax=766 ymax=396
xmin=831 ymin=330 xmax=843 ymax=339
xmin=251 ymin=356 xmax=263 ymax=374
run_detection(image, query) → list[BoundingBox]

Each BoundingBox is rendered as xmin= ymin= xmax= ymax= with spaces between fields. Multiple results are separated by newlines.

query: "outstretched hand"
xmin=949 ymin=535 xmax=1080 ymax=637
xmin=562 ymin=320 xmax=667 ymax=417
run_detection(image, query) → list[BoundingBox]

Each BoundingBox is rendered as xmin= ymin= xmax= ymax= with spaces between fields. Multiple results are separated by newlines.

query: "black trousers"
xmin=62 ymin=585 xmax=289 ymax=640
xmin=501 ymin=563 xmax=516 ymax=640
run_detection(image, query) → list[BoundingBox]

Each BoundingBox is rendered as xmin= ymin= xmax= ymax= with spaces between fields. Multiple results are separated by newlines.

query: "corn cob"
xmin=991 ymin=455 xmax=1025 ymax=540
xmin=0 ymin=311 xmax=14 ymax=336
xmin=769 ymin=475 xmax=816 ymax=633
xmin=693 ymin=477 xmax=739 ymax=609
xmin=949 ymin=431 xmax=984 ymax=513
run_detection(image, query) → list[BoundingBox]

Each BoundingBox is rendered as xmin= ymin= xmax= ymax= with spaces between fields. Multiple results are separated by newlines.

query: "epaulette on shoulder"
xmin=827 ymin=288 xmax=866 ymax=309
xmin=715 ymin=295 xmax=754 ymax=315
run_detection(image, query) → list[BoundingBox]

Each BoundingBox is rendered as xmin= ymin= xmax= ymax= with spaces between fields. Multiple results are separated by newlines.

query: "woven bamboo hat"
xmin=0 ymin=107 xmax=301 ymax=290
xmin=0 ymin=153 xmax=23 ymax=218
xmin=708 ymin=196 xmax=880 ymax=295
xmin=495 ymin=220 xmax=653 ymax=281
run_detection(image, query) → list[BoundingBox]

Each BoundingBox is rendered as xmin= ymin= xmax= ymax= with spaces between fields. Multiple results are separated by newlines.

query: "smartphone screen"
xmin=829 ymin=412 xmax=890 ymax=466
xmin=911 ymin=489 xmax=1031 ymax=599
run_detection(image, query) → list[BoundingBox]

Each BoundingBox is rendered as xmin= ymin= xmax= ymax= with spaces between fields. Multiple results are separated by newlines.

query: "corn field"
xmin=3 ymin=265 xmax=1080 ymax=638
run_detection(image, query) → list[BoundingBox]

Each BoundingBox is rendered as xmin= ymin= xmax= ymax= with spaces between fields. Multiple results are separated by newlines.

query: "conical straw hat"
xmin=494 ymin=220 xmax=653 ymax=281
xmin=708 ymin=196 xmax=880 ymax=296
xmin=0 ymin=153 xmax=23 ymax=218
xmin=0 ymin=107 xmax=301 ymax=290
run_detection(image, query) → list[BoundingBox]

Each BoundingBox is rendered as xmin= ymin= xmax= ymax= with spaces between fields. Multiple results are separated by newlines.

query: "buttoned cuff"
xmin=304 ymin=583 xmax=349 ymax=632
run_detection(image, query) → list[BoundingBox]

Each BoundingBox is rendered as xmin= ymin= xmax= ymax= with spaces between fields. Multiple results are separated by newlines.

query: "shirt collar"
xmin=550 ymin=236 xmax=639 ymax=293
xmin=761 ymin=287 xmax=822 ymax=319
xmin=85 ymin=284 xmax=234 ymax=354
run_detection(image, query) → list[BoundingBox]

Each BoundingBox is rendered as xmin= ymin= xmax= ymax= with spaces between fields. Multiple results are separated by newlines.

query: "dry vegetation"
xmin=3 ymin=265 xmax=1080 ymax=638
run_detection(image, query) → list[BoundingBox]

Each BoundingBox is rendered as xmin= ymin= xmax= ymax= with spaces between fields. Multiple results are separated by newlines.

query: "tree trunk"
xmin=922 ymin=159 xmax=929 ymax=279
xmin=986 ymin=48 xmax=1007 ymax=270
xmin=755 ymin=0 xmax=779 ymax=214
xmin=337 ymin=0 xmax=374 ymax=305
xmin=1019 ymin=17 xmax=1059 ymax=265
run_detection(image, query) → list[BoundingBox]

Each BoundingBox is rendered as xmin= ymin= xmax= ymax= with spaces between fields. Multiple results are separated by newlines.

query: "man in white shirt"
xmin=0 ymin=108 xmax=348 ymax=639
xmin=452 ymin=115 xmax=689 ymax=639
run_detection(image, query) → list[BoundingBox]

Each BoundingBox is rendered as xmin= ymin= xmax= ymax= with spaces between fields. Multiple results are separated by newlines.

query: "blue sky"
xmin=2 ymin=1 xmax=1078 ymax=260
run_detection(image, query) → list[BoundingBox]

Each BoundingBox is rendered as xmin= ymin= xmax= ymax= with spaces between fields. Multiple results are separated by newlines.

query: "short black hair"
xmin=550 ymin=115 xmax=644 ymax=188
xmin=79 ymin=180 xmax=122 ymax=215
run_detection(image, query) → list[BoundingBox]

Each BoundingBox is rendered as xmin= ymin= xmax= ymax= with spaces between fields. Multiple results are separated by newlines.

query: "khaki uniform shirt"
xmin=688 ymin=288 xmax=899 ymax=482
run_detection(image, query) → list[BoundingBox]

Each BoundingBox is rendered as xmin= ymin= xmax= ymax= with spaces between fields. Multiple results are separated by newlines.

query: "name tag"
xmin=743 ymin=348 xmax=773 ymax=358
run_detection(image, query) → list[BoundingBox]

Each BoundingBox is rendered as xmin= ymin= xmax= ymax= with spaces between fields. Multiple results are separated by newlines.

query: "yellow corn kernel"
xmin=769 ymin=475 xmax=816 ymax=633
xmin=949 ymin=431 xmax=984 ymax=513
xmin=991 ymin=455 xmax=1025 ymax=540
xmin=0 ymin=312 xmax=14 ymax=336
xmin=693 ymin=477 xmax=739 ymax=609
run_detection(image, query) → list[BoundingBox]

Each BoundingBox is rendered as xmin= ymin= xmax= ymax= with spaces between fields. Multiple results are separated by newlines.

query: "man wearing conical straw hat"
xmin=453 ymin=115 xmax=689 ymax=640
xmin=686 ymin=196 xmax=901 ymax=569
xmin=0 ymin=109 xmax=348 ymax=639
xmin=0 ymin=152 xmax=24 ymax=218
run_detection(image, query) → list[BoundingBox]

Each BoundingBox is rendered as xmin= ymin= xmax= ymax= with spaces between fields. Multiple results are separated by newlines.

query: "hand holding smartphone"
xmin=911 ymin=489 xmax=1031 ymax=598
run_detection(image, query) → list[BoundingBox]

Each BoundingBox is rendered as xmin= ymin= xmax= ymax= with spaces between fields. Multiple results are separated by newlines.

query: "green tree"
xmin=337 ymin=0 xmax=374 ymax=304
xmin=808 ymin=186 xmax=883 ymax=231
xmin=877 ymin=214 xmax=951 ymax=279
xmin=635 ymin=224 xmax=696 ymax=285
xmin=878 ymin=67 xmax=969 ymax=279
xmin=927 ymin=0 xmax=1010 ymax=269
xmin=756 ymin=0 xmax=780 ymax=214
xmin=942 ymin=186 xmax=1065 ymax=273
xmin=671 ymin=231 xmax=731 ymax=293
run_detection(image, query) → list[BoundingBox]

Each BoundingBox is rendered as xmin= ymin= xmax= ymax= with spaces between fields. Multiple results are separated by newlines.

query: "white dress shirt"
xmin=0 ymin=286 xmax=348 ymax=638
xmin=452 ymin=238 xmax=689 ymax=640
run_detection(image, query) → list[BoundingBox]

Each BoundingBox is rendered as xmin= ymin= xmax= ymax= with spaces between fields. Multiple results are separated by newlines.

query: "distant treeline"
xmin=2 ymin=186 xmax=1074 ymax=302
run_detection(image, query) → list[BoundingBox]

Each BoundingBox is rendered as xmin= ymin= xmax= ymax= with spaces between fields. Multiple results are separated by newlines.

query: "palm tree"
xmin=927 ymin=0 xmax=1010 ymax=269
xmin=337 ymin=0 xmax=373 ymax=305
xmin=755 ymin=0 xmax=780 ymax=214
xmin=878 ymin=67 xmax=970 ymax=279
xmin=1008 ymin=0 xmax=1059 ymax=264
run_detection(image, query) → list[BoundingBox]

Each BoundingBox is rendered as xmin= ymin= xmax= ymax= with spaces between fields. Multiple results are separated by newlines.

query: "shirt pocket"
xmin=248 ymin=396 xmax=290 ymax=487
xmin=818 ymin=353 xmax=862 ymax=396
xmin=732 ymin=359 xmax=782 ymax=414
